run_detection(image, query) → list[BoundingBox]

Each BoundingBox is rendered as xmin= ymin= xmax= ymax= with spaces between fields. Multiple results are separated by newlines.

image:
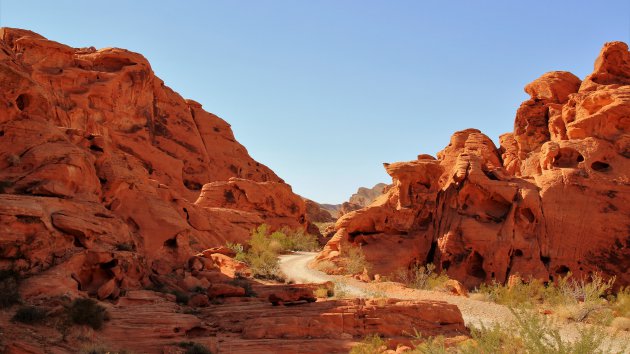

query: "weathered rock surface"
xmin=0 ymin=290 xmax=467 ymax=354
xmin=316 ymin=42 xmax=630 ymax=288
xmin=0 ymin=27 xmax=311 ymax=287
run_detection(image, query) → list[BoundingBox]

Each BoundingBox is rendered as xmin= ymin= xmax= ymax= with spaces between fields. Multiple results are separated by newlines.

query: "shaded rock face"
xmin=317 ymin=42 xmax=630 ymax=288
xmin=0 ymin=28 xmax=309 ymax=297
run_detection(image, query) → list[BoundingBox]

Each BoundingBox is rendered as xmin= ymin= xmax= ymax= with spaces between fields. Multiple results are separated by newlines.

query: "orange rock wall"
xmin=0 ymin=28 xmax=308 ymax=295
xmin=318 ymin=42 xmax=630 ymax=288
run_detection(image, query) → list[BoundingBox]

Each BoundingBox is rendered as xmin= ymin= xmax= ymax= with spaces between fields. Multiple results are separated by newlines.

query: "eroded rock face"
xmin=0 ymin=27 xmax=309 ymax=298
xmin=317 ymin=42 xmax=630 ymax=288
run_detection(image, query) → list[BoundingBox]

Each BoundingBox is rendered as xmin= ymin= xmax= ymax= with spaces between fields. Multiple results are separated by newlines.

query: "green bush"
xmin=344 ymin=246 xmax=370 ymax=275
xmin=177 ymin=341 xmax=212 ymax=354
xmin=0 ymin=270 xmax=20 ymax=308
xmin=68 ymin=298 xmax=108 ymax=330
xmin=12 ymin=306 xmax=47 ymax=324
xmin=395 ymin=263 xmax=450 ymax=291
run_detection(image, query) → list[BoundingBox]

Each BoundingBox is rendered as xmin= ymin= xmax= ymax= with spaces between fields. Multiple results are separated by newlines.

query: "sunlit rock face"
xmin=317 ymin=42 xmax=630 ymax=289
xmin=0 ymin=27 xmax=311 ymax=298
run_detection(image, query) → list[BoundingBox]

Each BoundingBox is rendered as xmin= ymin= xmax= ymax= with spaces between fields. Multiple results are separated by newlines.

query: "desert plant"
xmin=278 ymin=227 xmax=320 ymax=251
xmin=68 ymin=298 xmax=108 ymax=330
xmin=0 ymin=269 xmax=20 ymax=308
xmin=349 ymin=334 xmax=387 ymax=354
xmin=226 ymin=242 xmax=246 ymax=262
xmin=315 ymin=260 xmax=337 ymax=273
xmin=314 ymin=286 xmax=332 ymax=298
xmin=177 ymin=341 xmax=212 ymax=354
xmin=395 ymin=263 xmax=450 ymax=291
xmin=12 ymin=306 xmax=47 ymax=324
xmin=611 ymin=287 xmax=630 ymax=317
xmin=344 ymin=246 xmax=370 ymax=275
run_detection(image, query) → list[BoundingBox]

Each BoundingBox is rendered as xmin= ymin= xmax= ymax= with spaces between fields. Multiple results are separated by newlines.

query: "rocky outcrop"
xmin=316 ymin=42 xmax=630 ymax=288
xmin=0 ymin=28 xmax=470 ymax=354
xmin=0 ymin=291 xmax=467 ymax=354
xmin=0 ymin=27 xmax=312 ymax=301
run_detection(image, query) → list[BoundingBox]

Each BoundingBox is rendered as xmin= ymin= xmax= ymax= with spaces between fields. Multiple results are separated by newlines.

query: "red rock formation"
xmin=0 ymin=28 xmax=470 ymax=354
xmin=0 ymin=27 xmax=312 ymax=302
xmin=317 ymin=42 xmax=630 ymax=289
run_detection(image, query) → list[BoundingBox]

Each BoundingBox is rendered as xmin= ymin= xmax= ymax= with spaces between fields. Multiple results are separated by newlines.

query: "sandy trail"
xmin=279 ymin=252 xmax=629 ymax=352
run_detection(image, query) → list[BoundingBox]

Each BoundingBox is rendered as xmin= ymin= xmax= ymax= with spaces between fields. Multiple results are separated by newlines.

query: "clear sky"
xmin=1 ymin=1 xmax=629 ymax=203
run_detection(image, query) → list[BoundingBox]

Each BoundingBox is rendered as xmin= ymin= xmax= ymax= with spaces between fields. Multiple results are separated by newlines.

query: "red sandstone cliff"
xmin=316 ymin=42 xmax=630 ymax=289
xmin=0 ymin=27 xmax=310 ymax=299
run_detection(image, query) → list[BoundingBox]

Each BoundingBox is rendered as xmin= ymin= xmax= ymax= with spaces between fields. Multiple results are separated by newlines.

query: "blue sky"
xmin=2 ymin=1 xmax=629 ymax=203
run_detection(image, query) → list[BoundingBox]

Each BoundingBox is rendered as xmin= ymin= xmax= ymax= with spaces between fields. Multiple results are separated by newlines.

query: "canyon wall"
xmin=0 ymin=28 xmax=310 ymax=298
xmin=316 ymin=42 xmax=630 ymax=288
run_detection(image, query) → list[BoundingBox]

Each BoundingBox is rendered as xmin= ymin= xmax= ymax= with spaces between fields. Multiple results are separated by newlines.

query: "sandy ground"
xmin=279 ymin=252 xmax=630 ymax=353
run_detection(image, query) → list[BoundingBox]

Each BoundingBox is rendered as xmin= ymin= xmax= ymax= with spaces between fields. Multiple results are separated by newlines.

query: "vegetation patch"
xmin=393 ymin=263 xmax=450 ymax=290
xmin=226 ymin=224 xmax=319 ymax=280
xmin=11 ymin=306 xmax=47 ymax=324
xmin=67 ymin=298 xmax=108 ymax=330
xmin=473 ymin=272 xmax=627 ymax=326
xmin=342 ymin=246 xmax=370 ymax=275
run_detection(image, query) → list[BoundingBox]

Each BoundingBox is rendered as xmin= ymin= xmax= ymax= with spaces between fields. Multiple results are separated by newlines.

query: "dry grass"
xmin=610 ymin=317 xmax=630 ymax=331
xmin=394 ymin=263 xmax=451 ymax=291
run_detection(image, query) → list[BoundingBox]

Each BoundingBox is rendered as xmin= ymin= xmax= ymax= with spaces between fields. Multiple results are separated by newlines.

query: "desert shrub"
xmin=611 ymin=287 xmax=630 ymax=317
xmin=314 ymin=286 xmax=333 ymax=298
xmin=12 ymin=306 xmax=47 ymax=324
xmin=610 ymin=317 xmax=630 ymax=331
xmin=395 ymin=263 xmax=450 ymax=291
xmin=177 ymin=341 xmax=212 ymax=354
xmin=476 ymin=278 xmax=547 ymax=307
xmin=344 ymin=246 xmax=370 ymax=275
xmin=68 ymin=298 xmax=108 ymax=330
xmin=226 ymin=242 xmax=247 ymax=262
xmin=279 ymin=227 xmax=320 ymax=251
xmin=557 ymin=272 xmax=615 ymax=304
xmin=315 ymin=260 xmax=337 ymax=273
xmin=349 ymin=334 xmax=387 ymax=354
xmin=0 ymin=269 xmax=20 ymax=308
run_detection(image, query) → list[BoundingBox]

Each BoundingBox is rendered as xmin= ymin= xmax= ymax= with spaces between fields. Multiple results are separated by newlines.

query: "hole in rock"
xmin=164 ymin=237 xmax=178 ymax=249
xmin=514 ymin=249 xmax=524 ymax=257
xmin=555 ymin=265 xmax=570 ymax=276
xmin=442 ymin=260 xmax=451 ymax=271
xmin=519 ymin=208 xmax=535 ymax=223
xmin=466 ymin=251 xmax=486 ymax=279
xmin=100 ymin=259 xmax=118 ymax=270
xmin=540 ymin=255 xmax=551 ymax=266
xmin=425 ymin=241 xmax=438 ymax=264
xmin=183 ymin=179 xmax=202 ymax=191
xmin=552 ymin=147 xmax=583 ymax=168
xmin=483 ymin=170 xmax=500 ymax=181
xmin=89 ymin=145 xmax=104 ymax=152
xmin=591 ymin=161 xmax=611 ymax=172
xmin=224 ymin=190 xmax=235 ymax=203
xmin=15 ymin=94 xmax=29 ymax=111
xmin=0 ymin=130 xmax=4 ymax=136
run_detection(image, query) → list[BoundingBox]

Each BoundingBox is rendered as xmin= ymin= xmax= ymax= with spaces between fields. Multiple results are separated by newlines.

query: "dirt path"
xmin=278 ymin=252 xmax=630 ymax=352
